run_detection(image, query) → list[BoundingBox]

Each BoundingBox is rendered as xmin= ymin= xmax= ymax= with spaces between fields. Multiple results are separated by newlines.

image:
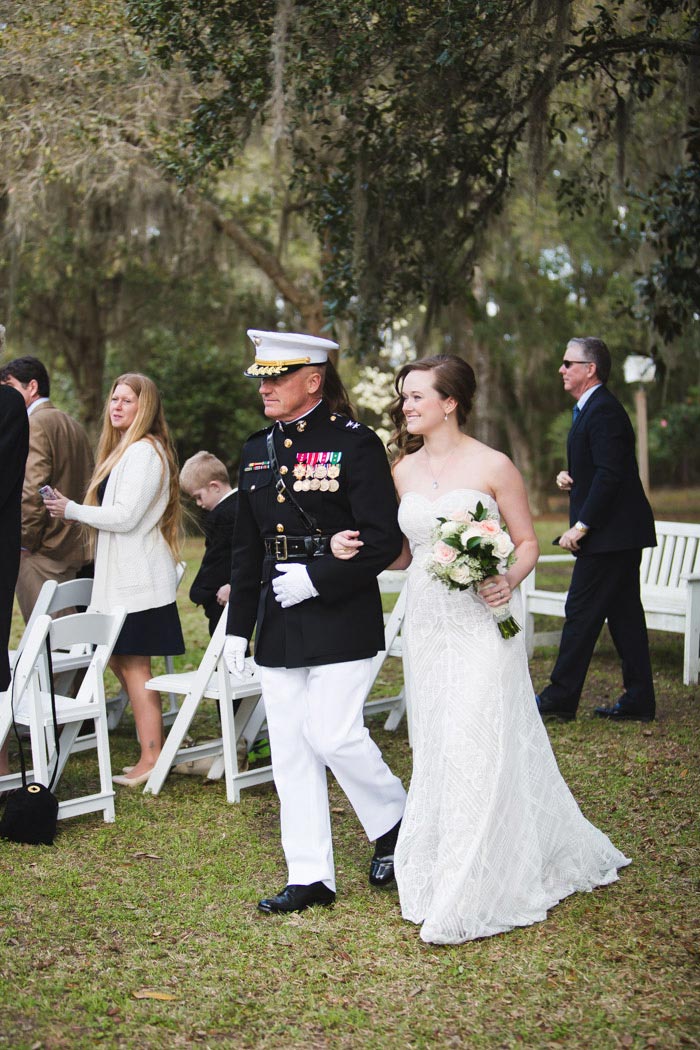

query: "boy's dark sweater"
xmin=189 ymin=491 xmax=238 ymax=634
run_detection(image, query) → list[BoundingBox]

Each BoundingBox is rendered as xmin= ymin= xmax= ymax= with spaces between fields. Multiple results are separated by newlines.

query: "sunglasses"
xmin=561 ymin=359 xmax=592 ymax=369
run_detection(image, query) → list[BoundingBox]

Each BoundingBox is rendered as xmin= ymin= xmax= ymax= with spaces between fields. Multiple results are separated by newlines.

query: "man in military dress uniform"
xmin=225 ymin=330 xmax=406 ymax=914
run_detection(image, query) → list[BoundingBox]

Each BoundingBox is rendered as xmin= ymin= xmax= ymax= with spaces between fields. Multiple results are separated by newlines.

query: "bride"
xmin=332 ymin=354 xmax=629 ymax=944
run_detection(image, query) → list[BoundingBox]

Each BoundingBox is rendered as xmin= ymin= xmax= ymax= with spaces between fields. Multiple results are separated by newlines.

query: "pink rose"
xmin=476 ymin=518 xmax=501 ymax=537
xmin=448 ymin=508 xmax=472 ymax=523
xmin=433 ymin=541 xmax=458 ymax=565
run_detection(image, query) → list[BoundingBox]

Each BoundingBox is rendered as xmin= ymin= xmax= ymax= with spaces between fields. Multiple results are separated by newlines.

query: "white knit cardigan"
xmin=65 ymin=439 xmax=178 ymax=615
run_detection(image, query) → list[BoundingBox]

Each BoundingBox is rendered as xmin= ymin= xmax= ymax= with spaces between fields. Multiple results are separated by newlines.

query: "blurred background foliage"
xmin=1 ymin=0 xmax=698 ymax=509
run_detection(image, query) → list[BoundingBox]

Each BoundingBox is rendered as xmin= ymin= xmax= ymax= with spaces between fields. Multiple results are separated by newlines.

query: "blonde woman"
xmin=44 ymin=374 xmax=184 ymax=787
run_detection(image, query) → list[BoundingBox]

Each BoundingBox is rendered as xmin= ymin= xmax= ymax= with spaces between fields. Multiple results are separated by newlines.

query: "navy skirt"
xmin=112 ymin=601 xmax=185 ymax=657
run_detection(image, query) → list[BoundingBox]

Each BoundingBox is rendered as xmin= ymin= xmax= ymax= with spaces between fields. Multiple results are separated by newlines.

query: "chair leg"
xmin=684 ymin=585 xmax=700 ymax=686
xmin=93 ymin=709 xmax=116 ymax=823
xmin=143 ymin=686 xmax=204 ymax=796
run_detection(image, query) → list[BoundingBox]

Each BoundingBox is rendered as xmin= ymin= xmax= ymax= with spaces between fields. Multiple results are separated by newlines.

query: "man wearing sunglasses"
xmin=536 ymin=337 xmax=657 ymax=722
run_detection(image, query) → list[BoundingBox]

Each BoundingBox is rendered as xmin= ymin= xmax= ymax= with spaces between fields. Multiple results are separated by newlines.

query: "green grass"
xmin=1 ymin=503 xmax=699 ymax=1050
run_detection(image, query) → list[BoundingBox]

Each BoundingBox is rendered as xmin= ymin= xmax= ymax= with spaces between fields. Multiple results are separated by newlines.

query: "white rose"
xmin=449 ymin=563 xmax=474 ymax=585
xmin=459 ymin=525 xmax=483 ymax=548
xmin=439 ymin=520 xmax=462 ymax=540
xmin=494 ymin=532 xmax=515 ymax=559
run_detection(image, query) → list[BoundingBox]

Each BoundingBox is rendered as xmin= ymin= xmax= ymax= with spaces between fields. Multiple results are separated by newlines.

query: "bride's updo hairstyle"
xmin=388 ymin=354 xmax=476 ymax=460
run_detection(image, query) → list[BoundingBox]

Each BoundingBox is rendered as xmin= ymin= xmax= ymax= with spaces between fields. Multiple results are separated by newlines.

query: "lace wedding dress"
xmin=394 ymin=488 xmax=630 ymax=944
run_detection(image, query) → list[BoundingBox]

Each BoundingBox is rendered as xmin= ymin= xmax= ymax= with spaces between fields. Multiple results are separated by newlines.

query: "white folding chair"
xmin=144 ymin=608 xmax=271 ymax=803
xmin=144 ymin=576 xmax=410 ymax=803
xmin=0 ymin=607 xmax=126 ymax=823
xmin=9 ymin=578 xmax=100 ymax=750
xmin=8 ymin=579 xmax=59 ymax=672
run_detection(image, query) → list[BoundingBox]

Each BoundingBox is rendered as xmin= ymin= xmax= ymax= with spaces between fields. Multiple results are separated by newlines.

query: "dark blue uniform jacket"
xmin=226 ymin=400 xmax=403 ymax=668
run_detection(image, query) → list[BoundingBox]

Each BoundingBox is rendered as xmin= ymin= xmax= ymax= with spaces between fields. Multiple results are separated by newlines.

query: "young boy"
xmin=180 ymin=452 xmax=253 ymax=776
xmin=180 ymin=451 xmax=237 ymax=637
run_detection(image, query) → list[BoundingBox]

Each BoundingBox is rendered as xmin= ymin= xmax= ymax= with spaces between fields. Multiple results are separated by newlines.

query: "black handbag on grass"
xmin=0 ymin=641 xmax=60 ymax=846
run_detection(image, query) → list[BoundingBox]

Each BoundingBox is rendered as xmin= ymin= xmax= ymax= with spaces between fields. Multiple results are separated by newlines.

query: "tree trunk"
xmin=198 ymin=196 xmax=328 ymax=343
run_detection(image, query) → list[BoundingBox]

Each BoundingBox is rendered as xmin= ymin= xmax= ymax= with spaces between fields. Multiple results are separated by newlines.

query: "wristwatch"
xmin=574 ymin=521 xmax=589 ymax=534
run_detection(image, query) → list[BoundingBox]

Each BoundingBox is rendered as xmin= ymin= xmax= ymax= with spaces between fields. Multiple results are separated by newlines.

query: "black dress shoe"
xmin=369 ymin=818 xmax=402 ymax=887
xmin=535 ymin=694 xmax=576 ymax=722
xmin=257 ymin=882 xmax=335 ymax=914
xmin=594 ymin=700 xmax=655 ymax=723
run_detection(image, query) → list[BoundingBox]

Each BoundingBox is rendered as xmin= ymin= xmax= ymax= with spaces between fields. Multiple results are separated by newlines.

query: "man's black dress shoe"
xmin=594 ymin=700 xmax=655 ymax=723
xmin=257 ymin=882 xmax=335 ymax=914
xmin=535 ymin=694 xmax=576 ymax=722
xmin=369 ymin=818 xmax=402 ymax=887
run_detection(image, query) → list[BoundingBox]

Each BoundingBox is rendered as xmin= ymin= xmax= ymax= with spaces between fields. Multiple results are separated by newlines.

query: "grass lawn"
xmin=0 ymin=493 xmax=698 ymax=1049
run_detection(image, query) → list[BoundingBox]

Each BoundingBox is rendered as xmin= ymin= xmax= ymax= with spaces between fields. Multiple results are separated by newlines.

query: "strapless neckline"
xmin=400 ymin=487 xmax=496 ymax=508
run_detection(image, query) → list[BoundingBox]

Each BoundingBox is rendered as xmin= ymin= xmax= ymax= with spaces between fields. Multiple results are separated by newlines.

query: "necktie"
xmin=572 ymin=405 xmax=580 ymax=424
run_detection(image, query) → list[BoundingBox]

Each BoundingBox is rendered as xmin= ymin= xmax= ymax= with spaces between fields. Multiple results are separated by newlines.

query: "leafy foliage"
xmin=635 ymin=148 xmax=700 ymax=342
xmin=648 ymin=392 xmax=700 ymax=485
xmin=143 ymin=340 xmax=266 ymax=475
xmin=128 ymin=0 xmax=699 ymax=348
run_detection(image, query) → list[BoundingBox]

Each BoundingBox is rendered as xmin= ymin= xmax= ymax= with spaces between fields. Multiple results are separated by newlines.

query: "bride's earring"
xmin=444 ymin=412 xmax=449 ymax=422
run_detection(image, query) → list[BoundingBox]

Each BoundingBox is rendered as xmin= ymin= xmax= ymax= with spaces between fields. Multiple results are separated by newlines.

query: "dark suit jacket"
xmin=189 ymin=490 xmax=238 ymax=632
xmin=227 ymin=400 xmax=403 ymax=668
xmin=567 ymin=384 xmax=656 ymax=555
xmin=0 ymin=386 xmax=29 ymax=689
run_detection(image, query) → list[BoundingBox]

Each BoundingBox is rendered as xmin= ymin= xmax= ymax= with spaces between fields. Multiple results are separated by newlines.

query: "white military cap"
xmin=244 ymin=329 xmax=339 ymax=377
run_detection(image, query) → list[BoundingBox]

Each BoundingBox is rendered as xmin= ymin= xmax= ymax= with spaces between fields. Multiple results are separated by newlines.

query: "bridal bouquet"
xmin=426 ymin=501 xmax=521 ymax=639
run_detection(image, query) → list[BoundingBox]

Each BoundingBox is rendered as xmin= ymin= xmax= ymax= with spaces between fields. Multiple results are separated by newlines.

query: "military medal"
xmin=293 ymin=480 xmax=303 ymax=492
xmin=326 ymin=451 xmax=342 ymax=484
xmin=320 ymin=479 xmax=330 ymax=491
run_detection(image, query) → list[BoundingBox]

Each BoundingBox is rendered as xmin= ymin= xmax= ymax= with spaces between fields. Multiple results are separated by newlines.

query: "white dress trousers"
xmin=260 ymin=658 xmax=407 ymax=891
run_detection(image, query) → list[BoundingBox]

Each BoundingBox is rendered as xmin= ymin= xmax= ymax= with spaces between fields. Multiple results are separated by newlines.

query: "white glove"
xmin=272 ymin=563 xmax=319 ymax=609
xmin=224 ymin=635 xmax=248 ymax=677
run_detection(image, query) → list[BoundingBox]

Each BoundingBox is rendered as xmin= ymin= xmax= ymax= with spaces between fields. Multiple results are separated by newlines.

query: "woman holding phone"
xmin=44 ymin=373 xmax=184 ymax=786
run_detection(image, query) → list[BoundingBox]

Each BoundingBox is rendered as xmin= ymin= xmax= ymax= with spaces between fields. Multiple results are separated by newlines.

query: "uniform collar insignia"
xmin=279 ymin=400 xmax=329 ymax=435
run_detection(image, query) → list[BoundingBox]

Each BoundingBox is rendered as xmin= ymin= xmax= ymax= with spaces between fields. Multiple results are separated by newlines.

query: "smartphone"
xmin=39 ymin=485 xmax=56 ymax=500
xmin=552 ymin=537 xmax=561 ymax=546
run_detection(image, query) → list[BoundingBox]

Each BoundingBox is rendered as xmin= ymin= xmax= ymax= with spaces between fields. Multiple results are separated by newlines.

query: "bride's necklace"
xmin=423 ymin=441 xmax=461 ymax=489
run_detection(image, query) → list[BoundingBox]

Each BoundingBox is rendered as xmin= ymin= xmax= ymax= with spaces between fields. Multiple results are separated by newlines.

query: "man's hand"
xmin=558 ymin=524 xmax=587 ymax=552
xmin=556 ymin=471 xmax=573 ymax=492
xmin=216 ymin=583 xmax=231 ymax=607
xmin=330 ymin=530 xmax=363 ymax=560
xmin=224 ymin=635 xmax=248 ymax=677
xmin=272 ymin=563 xmax=319 ymax=608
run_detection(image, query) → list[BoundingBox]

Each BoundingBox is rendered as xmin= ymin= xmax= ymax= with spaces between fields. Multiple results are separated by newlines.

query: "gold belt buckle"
xmin=274 ymin=535 xmax=288 ymax=560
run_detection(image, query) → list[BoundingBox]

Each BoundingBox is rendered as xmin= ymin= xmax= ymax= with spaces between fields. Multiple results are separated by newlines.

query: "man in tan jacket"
xmin=0 ymin=356 xmax=94 ymax=621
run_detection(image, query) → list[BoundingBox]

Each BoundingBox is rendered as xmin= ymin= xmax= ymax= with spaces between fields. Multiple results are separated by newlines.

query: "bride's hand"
xmin=478 ymin=574 xmax=511 ymax=607
xmin=330 ymin=530 xmax=363 ymax=560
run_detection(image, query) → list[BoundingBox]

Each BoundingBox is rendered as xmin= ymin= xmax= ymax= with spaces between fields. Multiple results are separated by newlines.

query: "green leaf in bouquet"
xmin=444 ymin=536 xmax=463 ymax=550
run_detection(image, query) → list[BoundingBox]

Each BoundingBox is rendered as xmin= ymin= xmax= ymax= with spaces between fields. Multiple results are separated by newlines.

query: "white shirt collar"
xmin=577 ymin=384 xmax=602 ymax=411
xmin=27 ymin=397 xmax=50 ymax=416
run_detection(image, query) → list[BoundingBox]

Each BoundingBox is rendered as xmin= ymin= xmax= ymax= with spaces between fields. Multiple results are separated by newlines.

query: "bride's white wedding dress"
xmin=394 ymin=488 xmax=630 ymax=944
